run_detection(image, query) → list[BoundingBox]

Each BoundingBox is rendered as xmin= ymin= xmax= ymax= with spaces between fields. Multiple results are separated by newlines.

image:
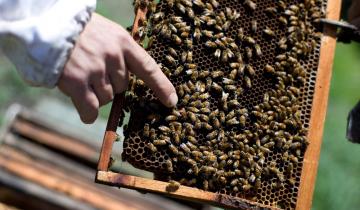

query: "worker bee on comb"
xmin=121 ymin=0 xmax=325 ymax=207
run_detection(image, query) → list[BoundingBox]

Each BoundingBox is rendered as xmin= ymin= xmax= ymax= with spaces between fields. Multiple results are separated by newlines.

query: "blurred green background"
xmin=0 ymin=1 xmax=359 ymax=210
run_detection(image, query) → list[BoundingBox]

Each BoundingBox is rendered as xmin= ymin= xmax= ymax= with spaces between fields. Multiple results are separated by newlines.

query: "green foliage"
xmin=312 ymin=43 xmax=360 ymax=210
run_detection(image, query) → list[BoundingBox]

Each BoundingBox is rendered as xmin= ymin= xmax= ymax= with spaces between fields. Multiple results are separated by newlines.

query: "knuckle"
xmin=140 ymin=54 xmax=158 ymax=75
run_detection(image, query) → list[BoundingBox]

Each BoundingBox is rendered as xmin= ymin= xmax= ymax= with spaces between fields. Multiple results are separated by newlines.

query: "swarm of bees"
xmin=123 ymin=0 xmax=324 ymax=208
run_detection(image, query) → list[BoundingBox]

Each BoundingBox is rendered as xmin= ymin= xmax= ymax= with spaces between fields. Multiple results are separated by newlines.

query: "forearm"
xmin=0 ymin=0 xmax=96 ymax=88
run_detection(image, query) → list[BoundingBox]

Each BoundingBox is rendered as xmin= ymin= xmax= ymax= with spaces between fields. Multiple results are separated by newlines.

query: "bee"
xmin=199 ymin=92 xmax=210 ymax=100
xmin=153 ymin=12 xmax=164 ymax=22
xmin=159 ymin=125 xmax=171 ymax=134
xmin=286 ymin=162 xmax=294 ymax=175
xmin=228 ymin=99 xmax=240 ymax=108
xmin=165 ymin=0 xmax=175 ymax=8
xmin=168 ymin=23 xmax=177 ymax=34
xmin=172 ymin=34 xmax=182 ymax=45
xmin=143 ymin=123 xmax=150 ymax=137
xmin=265 ymin=7 xmax=277 ymax=16
xmin=213 ymin=49 xmax=221 ymax=59
xmin=197 ymin=71 xmax=209 ymax=79
xmin=278 ymin=16 xmax=288 ymax=25
xmin=184 ymin=39 xmax=193 ymax=49
xmin=187 ymin=136 xmax=198 ymax=144
xmin=202 ymin=30 xmax=214 ymax=39
xmin=210 ymin=0 xmax=219 ymax=8
xmin=239 ymin=115 xmax=246 ymax=127
xmin=176 ymin=2 xmax=186 ymax=14
xmin=146 ymin=36 xmax=154 ymax=49
xmin=180 ymin=143 xmax=191 ymax=153
xmin=222 ymin=20 xmax=232 ymax=31
xmin=222 ymin=77 xmax=235 ymax=85
xmin=277 ymin=54 xmax=288 ymax=62
xmin=181 ymin=0 xmax=193 ymax=7
xmin=245 ymin=36 xmax=256 ymax=45
xmin=193 ymin=28 xmax=201 ymax=41
xmin=215 ymin=39 xmax=226 ymax=49
xmin=223 ymin=48 xmax=234 ymax=62
xmin=226 ymin=118 xmax=239 ymax=126
xmin=264 ymin=64 xmax=275 ymax=74
xmin=264 ymin=142 xmax=275 ymax=148
xmin=254 ymin=44 xmax=262 ymax=57
xmin=167 ymin=142 xmax=179 ymax=154
xmin=166 ymin=180 xmax=180 ymax=192
xmin=230 ymin=178 xmax=239 ymax=187
xmin=201 ymin=166 xmax=217 ymax=175
xmin=206 ymin=130 xmax=218 ymax=139
xmin=187 ymin=111 xmax=197 ymax=123
xmin=165 ymin=114 xmax=178 ymax=121
xmin=242 ymin=184 xmax=252 ymax=191
xmin=174 ymin=66 xmax=184 ymax=76
xmin=244 ymin=0 xmax=256 ymax=11
xmin=193 ymin=0 xmax=205 ymax=8
xmin=186 ymin=7 xmax=195 ymax=18
xmin=153 ymin=139 xmax=168 ymax=146
xmin=165 ymin=159 xmax=174 ymax=172
xmin=211 ymin=70 xmax=224 ymax=78
xmin=284 ymin=9 xmax=296 ymax=16
xmin=263 ymin=27 xmax=275 ymax=37
xmin=205 ymin=41 xmax=216 ymax=48
xmin=246 ymin=64 xmax=256 ymax=77
xmin=147 ymin=142 xmax=157 ymax=153
xmin=219 ymin=111 xmax=226 ymax=124
xmin=224 ymin=85 xmax=236 ymax=92
xmin=237 ymin=28 xmax=245 ymax=41
xmin=211 ymin=82 xmax=223 ymax=94
xmin=227 ymin=42 xmax=239 ymax=51
xmin=200 ymin=107 xmax=210 ymax=113
xmin=191 ymin=150 xmax=203 ymax=159
xmin=186 ymin=51 xmax=193 ymax=63
xmin=251 ymin=20 xmax=257 ymax=33
xmin=170 ymin=16 xmax=183 ymax=23
xmin=245 ymin=47 xmax=252 ymax=60
xmin=278 ymin=0 xmax=286 ymax=10
xmin=202 ymin=122 xmax=213 ymax=130
xmin=206 ymin=19 xmax=216 ymax=26
xmin=168 ymin=47 xmax=178 ymax=58
xmin=179 ymin=25 xmax=191 ymax=33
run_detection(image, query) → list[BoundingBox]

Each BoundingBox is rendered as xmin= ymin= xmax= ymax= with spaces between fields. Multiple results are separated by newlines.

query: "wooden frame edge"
xmin=96 ymin=0 xmax=341 ymax=209
xmin=295 ymin=0 xmax=342 ymax=209
xmin=96 ymin=171 xmax=278 ymax=210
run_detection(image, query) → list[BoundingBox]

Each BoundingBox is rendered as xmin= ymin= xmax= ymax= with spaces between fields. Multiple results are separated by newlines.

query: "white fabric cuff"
xmin=0 ymin=0 xmax=96 ymax=88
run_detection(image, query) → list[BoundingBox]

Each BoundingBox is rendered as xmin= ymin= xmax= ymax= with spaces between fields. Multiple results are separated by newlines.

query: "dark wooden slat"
xmin=12 ymin=118 xmax=98 ymax=165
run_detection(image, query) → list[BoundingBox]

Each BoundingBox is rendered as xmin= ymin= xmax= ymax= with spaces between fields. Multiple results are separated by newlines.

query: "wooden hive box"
xmin=0 ymin=106 xmax=197 ymax=210
xmin=96 ymin=0 xmax=341 ymax=209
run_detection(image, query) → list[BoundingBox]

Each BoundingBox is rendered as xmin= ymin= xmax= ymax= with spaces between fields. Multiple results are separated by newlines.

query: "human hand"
xmin=58 ymin=13 xmax=178 ymax=124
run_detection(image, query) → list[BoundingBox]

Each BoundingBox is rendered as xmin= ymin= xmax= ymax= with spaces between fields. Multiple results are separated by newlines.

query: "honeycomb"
xmin=120 ymin=0 xmax=326 ymax=209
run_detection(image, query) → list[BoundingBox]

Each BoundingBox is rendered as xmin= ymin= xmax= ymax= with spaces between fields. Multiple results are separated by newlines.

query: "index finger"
xmin=123 ymin=34 xmax=178 ymax=108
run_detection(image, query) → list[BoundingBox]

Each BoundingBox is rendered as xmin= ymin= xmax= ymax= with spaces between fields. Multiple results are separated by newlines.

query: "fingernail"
xmin=167 ymin=92 xmax=178 ymax=107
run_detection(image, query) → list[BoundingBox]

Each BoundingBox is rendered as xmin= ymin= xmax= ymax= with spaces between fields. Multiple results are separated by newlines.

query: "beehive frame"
xmin=96 ymin=0 xmax=341 ymax=209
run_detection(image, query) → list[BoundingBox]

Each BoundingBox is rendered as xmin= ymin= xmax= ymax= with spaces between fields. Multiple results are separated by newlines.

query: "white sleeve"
xmin=0 ymin=0 xmax=96 ymax=88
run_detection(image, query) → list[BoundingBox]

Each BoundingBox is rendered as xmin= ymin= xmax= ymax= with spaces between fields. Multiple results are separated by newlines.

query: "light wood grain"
xmin=295 ymin=0 xmax=342 ymax=209
xmin=0 ymin=153 xmax=138 ymax=210
xmin=97 ymin=1 xmax=148 ymax=171
xmin=97 ymin=171 xmax=278 ymax=210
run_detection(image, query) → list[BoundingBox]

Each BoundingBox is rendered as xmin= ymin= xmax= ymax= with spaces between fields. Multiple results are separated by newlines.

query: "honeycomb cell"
xmin=120 ymin=0 xmax=326 ymax=209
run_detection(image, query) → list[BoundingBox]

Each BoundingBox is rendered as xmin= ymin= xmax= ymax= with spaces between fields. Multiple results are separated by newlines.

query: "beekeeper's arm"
xmin=0 ymin=0 xmax=177 ymax=123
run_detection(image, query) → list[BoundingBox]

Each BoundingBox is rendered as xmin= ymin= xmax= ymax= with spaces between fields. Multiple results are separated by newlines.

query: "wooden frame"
xmin=96 ymin=0 xmax=341 ymax=209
